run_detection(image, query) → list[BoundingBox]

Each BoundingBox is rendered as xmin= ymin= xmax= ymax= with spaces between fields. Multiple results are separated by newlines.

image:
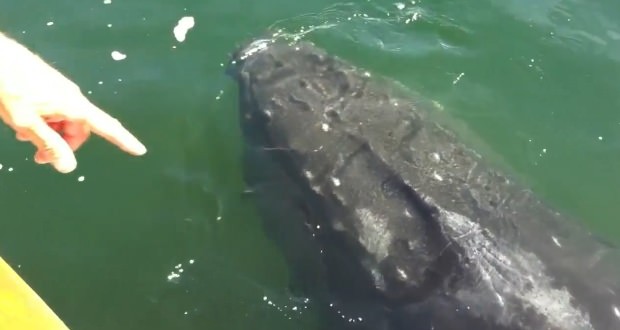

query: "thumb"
xmin=26 ymin=119 xmax=77 ymax=173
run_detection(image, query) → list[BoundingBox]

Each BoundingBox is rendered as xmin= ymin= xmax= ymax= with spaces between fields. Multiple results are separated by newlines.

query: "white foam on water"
xmin=238 ymin=39 xmax=272 ymax=60
xmin=453 ymin=72 xmax=465 ymax=85
xmin=173 ymin=16 xmax=195 ymax=42
xmin=327 ymin=301 xmax=365 ymax=325
xmin=111 ymin=50 xmax=127 ymax=61
xmin=261 ymin=294 xmax=309 ymax=321
xmin=167 ymin=272 xmax=180 ymax=281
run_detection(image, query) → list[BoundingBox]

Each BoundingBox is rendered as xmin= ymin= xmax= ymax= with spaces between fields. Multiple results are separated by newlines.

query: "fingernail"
xmin=132 ymin=139 xmax=147 ymax=156
xmin=34 ymin=150 xmax=50 ymax=164
xmin=34 ymin=155 xmax=46 ymax=164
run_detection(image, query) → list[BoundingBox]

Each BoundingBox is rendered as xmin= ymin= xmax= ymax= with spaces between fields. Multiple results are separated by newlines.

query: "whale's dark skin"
xmin=227 ymin=39 xmax=620 ymax=330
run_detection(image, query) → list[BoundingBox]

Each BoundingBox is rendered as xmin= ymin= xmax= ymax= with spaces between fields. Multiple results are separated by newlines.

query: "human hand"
xmin=0 ymin=33 xmax=147 ymax=173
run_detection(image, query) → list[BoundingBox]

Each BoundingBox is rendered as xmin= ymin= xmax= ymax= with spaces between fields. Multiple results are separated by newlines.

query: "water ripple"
xmin=265 ymin=1 xmax=472 ymax=57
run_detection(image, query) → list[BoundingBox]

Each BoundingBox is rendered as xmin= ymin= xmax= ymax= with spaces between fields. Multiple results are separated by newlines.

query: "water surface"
xmin=0 ymin=0 xmax=618 ymax=329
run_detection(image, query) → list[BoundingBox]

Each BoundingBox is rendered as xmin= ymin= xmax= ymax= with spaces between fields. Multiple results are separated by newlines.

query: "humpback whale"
xmin=227 ymin=38 xmax=620 ymax=330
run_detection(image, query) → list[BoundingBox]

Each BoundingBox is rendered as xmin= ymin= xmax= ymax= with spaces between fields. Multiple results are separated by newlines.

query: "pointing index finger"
xmin=82 ymin=102 xmax=147 ymax=156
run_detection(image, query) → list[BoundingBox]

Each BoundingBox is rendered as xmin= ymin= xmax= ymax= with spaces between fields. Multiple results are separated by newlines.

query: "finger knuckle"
xmin=11 ymin=115 xmax=34 ymax=129
xmin=109 ymin=117 xmax=123 ymax=127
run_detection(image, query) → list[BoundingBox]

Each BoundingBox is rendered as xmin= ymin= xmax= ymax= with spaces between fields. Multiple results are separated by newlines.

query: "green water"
xmin=0 ymin=0 xmax=619 ymax=329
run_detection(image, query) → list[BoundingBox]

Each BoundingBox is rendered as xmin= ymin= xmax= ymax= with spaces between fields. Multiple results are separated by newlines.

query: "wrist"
xmin=0 ymin=33 xmax=39 ymax=88
xmin=0 ymin=33 xmax=76 ymax=105
xmin=0 ymin=33 xmax=50 ymax=120
xmin=0 ymin=32 xmax=37 ymax=69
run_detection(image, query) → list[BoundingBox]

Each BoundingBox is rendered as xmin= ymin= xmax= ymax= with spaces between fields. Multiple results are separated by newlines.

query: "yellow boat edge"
xmin=0 ymin=257 xmax=69 ymax=330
